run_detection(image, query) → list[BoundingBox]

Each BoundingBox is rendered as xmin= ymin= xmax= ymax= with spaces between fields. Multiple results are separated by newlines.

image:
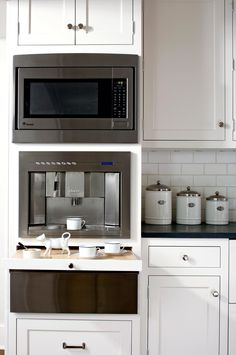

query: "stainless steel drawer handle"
xmin=182 ymin=254 xmax=189 ymax=261
xmin=212 ymin=290 xmax=219 ymax=298
xmin=62 ymin=342 xmax=86 ymax=349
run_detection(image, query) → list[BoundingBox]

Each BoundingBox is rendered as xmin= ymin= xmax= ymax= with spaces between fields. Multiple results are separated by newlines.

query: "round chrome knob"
xmin=218 ymin=121 xmax=224 ymax=128
xmin=212 ymin=290 xmax=219 ymax=298
xmin=182 ymin=255 xmax=189 ymax=261
xmin=68 ymin=263 xmax=74 ymax=269
xmin=67 ymin=23 xmax=73 ymax=30
xmin=78 ymin=23 xmax=84 ymax=29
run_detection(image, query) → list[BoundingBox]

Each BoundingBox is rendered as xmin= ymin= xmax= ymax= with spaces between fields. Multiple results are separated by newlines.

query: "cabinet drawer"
xmin=10 ymin=271 xmax=138 ymax=313
xmin=148 ymin=246 xmax=221 ymax=268
xmin=17 ymin=319 xmax=131 ymax=355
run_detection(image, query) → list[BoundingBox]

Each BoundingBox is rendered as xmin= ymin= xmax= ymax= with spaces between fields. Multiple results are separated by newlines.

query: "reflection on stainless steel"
xmin=105 ymin=173 xmax=119 ymax=226
xmin=85 ymin=173 xmax=104 ymax=197
xmin=46 ymin=172 xmax=65 ymax=197
xmin=29 ymin=173 xmax=45 ymax=225
xmin=46 ymin=197 xmax=104 ymax=225
xmin=65 ymin=172 xmax=84 ymax=198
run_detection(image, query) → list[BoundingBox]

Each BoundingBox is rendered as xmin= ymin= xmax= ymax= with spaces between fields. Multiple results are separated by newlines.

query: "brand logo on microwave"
xmin=23 ymin=122 xmax=34 ymax=126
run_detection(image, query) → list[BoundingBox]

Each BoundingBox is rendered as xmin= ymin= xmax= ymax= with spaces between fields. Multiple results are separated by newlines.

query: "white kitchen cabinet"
xmin=148 ymin=276 xmax=220 ymax=355
xmin=17 ymin=318 xmax=132 ymax=355
xmin=143 ymin=0 xmax=226 ymax=142
xmin=229 ymin=304 xmax=236 ymax=355
xmin=141 ymin=239 xmax=228 ymax=355
xmin=18 ymin=0 xmax=134 ymax=46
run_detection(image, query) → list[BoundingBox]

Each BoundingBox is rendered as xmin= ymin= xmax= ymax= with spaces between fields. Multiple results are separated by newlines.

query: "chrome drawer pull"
xmin=62 ymin=342 xmax=86 ymax=349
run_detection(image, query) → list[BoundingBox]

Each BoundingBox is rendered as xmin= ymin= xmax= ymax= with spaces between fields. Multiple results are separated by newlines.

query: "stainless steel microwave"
xmin=13 ymin=54 xmax=138 ymax=143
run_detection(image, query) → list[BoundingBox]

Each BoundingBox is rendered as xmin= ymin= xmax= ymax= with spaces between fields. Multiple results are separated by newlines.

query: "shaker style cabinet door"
xmin=17 ymin=319 xmax=132 ymax=355
xmin=143 ymin=0 xmax=225 ymax=141
xmin=148 ymin=276 xmax=220 ymax=355
xmin=75 ymin=0 xmax=133 ymax=45
xmin=18 ymin=0 xmax=76 ymax=45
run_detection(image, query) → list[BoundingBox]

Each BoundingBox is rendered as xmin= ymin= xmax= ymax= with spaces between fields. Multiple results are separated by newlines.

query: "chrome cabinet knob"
xmin=182 ymin=254 xmax=189 ymax=261
xmin=67 ymin=23 xmax=73 ymax=29
xmin=78 ymin=23 xmax=84 ymax=29
xmin=218 ymin=121 xmax=224 ymax=128
xmin=212 ymin=290 xmax=219 ymax=298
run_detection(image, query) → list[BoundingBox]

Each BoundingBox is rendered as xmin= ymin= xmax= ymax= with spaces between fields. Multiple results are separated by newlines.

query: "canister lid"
xmin=206 ymin=191 xmax=228 ymax=201
xmin=146 ymin=180 xmax=171 ymax=191
xmin=177 ymin=186 xmax=201 ymax=197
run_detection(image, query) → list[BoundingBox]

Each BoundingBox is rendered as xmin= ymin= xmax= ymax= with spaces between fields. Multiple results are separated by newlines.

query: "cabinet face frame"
xmin=140 ymin=238 xmax=229 ymax=355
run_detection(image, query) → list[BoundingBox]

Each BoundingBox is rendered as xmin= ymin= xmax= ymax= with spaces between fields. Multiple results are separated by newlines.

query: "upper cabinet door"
xmin=144 ymin=0 xmax=225 ymax=141
xmin=76 ymin=0 xmax=133 ymax=45
xmin=18 ymin=0 xmax=76 ymax=45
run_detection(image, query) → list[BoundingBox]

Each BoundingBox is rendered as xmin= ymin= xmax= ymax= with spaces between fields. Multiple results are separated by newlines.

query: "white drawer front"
xmin=148 ymin=246 xmax=221 ymax=268
xmin=17 ymin=319 xmax=132 ymax=355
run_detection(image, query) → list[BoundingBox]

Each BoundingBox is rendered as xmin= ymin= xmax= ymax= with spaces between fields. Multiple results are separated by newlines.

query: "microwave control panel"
xmin=113 ymin=79 xmax=127 ymax=119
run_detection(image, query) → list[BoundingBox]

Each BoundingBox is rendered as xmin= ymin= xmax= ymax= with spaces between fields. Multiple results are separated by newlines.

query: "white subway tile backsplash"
xmin=142 ymin=149 xmax=236 ymax=222
xmin=193 ymin=151 xmax=216 ymax=163
xmin=204 ymin=164 xmax=227 ymax=175
xmin=182 ymin=164 xmax=204 ymax=175
xmin=217 ymin=176 xmax=236 ymax=187
xmin=142 ymin=174 xmax=148 ymax=186
xmin=149 ymin=151 xmax=171 ymax=163
xmin=228 ymin=164 xmax=236 ymax=174
xmin=229 ymin=210 xmax=236 ymax=222
xmin=142 ymin=151 xmax=148 ymax=163
xmin=159 ymin=164 xmax=181 ymax=175
xmin=193 ymin=176 xmax=216 ymax=187
xmin=171 ymin=175 xmax=193 ymax=186
xmin=229 ymin=199 xmax=236 ymax=209
xmin=217 ymin=151 xmax=236 ymax=163
xmin=171 ymin=151 xmax=193 ymax=163
xmin=227 ymin=187 xmax=236 ymax=198
xmin=142 ymin=163 xmax=158 ymax=175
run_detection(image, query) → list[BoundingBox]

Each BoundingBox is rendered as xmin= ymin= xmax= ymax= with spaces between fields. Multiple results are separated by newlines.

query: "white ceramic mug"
xmin=79 ymin=245 xmax=99 ymax=258
xmin=104 ymin=241 xmax=123 ymax=254
xmin=66 ymin=217 xmax=86 ymax=230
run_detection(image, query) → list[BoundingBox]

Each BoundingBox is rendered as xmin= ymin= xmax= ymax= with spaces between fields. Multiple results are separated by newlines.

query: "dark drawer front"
xmin=10 ymin=271 xmax=138 ymax=314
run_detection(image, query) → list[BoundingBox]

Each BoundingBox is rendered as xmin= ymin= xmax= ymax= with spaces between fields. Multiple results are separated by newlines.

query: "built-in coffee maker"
xmin=19 ymin=152 xmax=130 ymax=238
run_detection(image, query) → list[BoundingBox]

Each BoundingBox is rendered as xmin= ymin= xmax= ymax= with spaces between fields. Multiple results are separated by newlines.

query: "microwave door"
xmin=17 ymin=67 xmax=133 ymax=130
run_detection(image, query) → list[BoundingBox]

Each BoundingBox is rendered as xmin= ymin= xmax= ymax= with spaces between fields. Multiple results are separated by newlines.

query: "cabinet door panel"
xmin=148 ymin=276 xmax=220 ymax=355
xmin=18 ymin=0 xmax=75 ymax=45
xmin=144 ymin=0 xmax=225 ymax=141
xmin=76 ymin=0 xmax=133 ymax=44
xmin=17 ymin=319 xmax=132 ymax=355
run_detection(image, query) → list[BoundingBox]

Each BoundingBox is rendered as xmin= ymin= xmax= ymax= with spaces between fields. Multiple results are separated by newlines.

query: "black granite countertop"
xmin=142 ymin=223 xmax=236 ymax=238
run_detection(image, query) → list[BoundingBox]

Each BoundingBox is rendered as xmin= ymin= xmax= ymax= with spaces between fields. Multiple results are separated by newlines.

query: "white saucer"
xmin=73 ymin=251 xmax=106 ymax=259
xmin=104 ymin=249 xmax=128 ymax=256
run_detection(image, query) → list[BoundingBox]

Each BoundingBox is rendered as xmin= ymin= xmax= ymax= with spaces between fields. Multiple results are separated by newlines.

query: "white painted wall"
xmin=0 ymin=1 xmax=7 ymax=348
xmin=0 ymin=41 xmax=8 ymax=350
